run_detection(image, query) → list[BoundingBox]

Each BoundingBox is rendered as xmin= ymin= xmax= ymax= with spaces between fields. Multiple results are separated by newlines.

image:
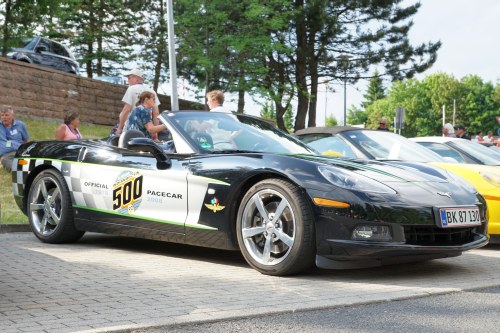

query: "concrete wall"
xmin=0 ymin=57 xmax=204 ymax=126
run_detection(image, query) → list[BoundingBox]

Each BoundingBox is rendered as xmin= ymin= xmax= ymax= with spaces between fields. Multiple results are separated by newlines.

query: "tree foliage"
xmin=363 ymin=73 xmax=499 ymax=137
xmin=1 ymin=0 xmax=497 ymax=138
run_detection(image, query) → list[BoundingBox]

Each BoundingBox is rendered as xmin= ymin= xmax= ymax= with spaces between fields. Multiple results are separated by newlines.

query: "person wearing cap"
xmin=116 ymin=68 xmax=160 ymax=137
xmin=454 ymin=125 xmax=470 ymax=140
xmin=0 ymin=107 xmax=29 ymax=171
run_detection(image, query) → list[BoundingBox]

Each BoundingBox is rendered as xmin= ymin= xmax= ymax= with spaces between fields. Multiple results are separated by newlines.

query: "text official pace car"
xmin=12 ymin=112 xmax=488 ymax=275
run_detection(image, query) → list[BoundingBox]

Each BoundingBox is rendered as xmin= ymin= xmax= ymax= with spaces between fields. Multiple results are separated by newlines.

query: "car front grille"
xmin=403 ymin=225 xmax=475 ymax=245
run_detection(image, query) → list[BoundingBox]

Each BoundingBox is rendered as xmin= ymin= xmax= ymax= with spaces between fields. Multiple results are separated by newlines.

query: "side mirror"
xmin=128 ymin=138 xmax=171 ymax=170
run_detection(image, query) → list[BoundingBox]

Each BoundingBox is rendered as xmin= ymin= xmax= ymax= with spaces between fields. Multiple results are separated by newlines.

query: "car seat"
xmin=118 ymin=130 xmax=145 ymax=149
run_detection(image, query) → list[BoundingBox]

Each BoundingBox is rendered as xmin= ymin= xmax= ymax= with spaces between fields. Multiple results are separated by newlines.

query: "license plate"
xmin=439 ymin=207 xmax=481 ymax=228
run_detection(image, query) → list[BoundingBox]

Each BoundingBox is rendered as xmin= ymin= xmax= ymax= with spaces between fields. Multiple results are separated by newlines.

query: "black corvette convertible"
xmin=12 ymin=111 xmax=488 ymax=275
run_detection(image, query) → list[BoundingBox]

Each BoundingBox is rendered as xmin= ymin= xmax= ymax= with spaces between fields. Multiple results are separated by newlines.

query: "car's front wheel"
xmin=236 ymin=179 xmax=315 ymax=275
xmin=27 ymin=169 xmax=84 ymax=243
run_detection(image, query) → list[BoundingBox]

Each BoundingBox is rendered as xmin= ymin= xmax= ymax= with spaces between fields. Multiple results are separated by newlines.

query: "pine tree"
xmin=362 ymin=70 xmax=386 ymax=110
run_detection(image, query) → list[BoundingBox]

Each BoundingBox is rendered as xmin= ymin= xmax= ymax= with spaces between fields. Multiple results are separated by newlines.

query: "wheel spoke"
xmin=274 ymin=229 xmax=294 ymax=248
xmin=47 ymin=207 xmax=60 ymax=225
xmin=242 ymin=226 xmax=266 ymax=239
xmin=29 ymin=203 xmax=44 ymax=211
xmin=262 ymin=236 xmax=272 ymax=263
xmin=272 ymin=199 xmax=288 ymax=223
xmin=40 ymin=180 xmax=49 ymax=199
xmin=51 ymin=187 xmax=61 ymax=201
xmin=253 ymin=195 xmax=270 ymax=223
xmin=40 ymin=215 xmax=48 ymax=234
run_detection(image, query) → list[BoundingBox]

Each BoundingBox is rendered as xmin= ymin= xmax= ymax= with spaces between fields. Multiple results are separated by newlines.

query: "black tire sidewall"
xmin=236 ymin=179 xmax=315 ymax=275
xmin=28 ymin=169 xmax=82 ymax=243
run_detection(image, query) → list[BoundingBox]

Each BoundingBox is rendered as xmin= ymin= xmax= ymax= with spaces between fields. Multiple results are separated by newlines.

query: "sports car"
xmin=410 ymin=136 xmax=500 ymax=165
xmin=295 ymin=126 xmax=500 ymax=243
xmin=12 ymin=112 xmax=488 ymax=275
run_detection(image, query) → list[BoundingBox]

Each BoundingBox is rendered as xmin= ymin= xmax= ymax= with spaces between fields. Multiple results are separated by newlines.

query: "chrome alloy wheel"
xmin=240 ymin=189 xmax=296 ymax=266
xmin=28 ymin=175 xmax=63 ymax=236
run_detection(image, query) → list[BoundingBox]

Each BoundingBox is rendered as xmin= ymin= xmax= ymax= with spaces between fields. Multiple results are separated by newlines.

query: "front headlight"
xmin=480 ymin=171 xmax=500 ymax=187
xmin=318 ymin=166 xmax=397 ymax=194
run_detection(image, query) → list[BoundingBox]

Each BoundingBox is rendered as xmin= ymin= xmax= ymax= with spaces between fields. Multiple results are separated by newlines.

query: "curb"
xmin=0 ymin=224 xmax=31 ymax=233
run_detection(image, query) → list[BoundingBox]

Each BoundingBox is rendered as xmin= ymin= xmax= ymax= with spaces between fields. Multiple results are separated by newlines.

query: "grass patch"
xmin=0 ymin=117 xmax=112 ymax=224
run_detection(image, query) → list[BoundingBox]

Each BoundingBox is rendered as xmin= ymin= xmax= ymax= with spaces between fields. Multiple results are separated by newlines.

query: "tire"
xmin=27 ymin=169 xmax=84 ymax=243
xmin=236 ymin=179 xmax=315 ymax=276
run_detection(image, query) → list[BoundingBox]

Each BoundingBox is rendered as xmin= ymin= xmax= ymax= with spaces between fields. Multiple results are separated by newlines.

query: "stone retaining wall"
xmin=0 ymin=57 xmax=203 ymax=125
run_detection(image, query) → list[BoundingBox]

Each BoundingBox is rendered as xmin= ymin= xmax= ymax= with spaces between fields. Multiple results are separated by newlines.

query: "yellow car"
xmin=295 ymin=127 xmax=500 ymax=242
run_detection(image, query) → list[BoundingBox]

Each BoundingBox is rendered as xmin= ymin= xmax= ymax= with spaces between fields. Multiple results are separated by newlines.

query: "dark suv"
xmin=7 ymin=36 xmax=80 ymax=75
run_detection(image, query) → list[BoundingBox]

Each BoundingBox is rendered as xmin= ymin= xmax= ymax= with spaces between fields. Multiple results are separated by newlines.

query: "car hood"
xmin=294 ymin=155 xmax=449 ymax=183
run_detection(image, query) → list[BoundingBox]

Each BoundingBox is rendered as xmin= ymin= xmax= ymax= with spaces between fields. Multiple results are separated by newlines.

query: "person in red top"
xmin=55 ymin=111 xmax=82 ymax=140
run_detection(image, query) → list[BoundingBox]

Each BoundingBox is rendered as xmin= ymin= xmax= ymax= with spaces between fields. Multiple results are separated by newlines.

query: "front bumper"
xmin=316 ymin=234 xmax=488 ymax=269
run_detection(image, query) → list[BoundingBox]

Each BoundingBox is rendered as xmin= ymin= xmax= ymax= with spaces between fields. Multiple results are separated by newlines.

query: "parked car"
xmin=94 ymin=75 xmax=126 ymax=85
xmin=410 ymin=136 xmax=500 ymax=165
xmin=7 ymin=36 xmax=79 ymax=74
xmin=11 ymin=112 xmax=488 ymax=275
xmin=295 ymin=126 xmax=500 ymax=243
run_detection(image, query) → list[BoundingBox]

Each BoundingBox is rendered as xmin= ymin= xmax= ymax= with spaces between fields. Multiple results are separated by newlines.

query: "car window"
xmin=417 ymin=142 xmax=466 ymax=163
xmin=37 ymin=38 xmax=51 ymax=52
xmin=344 ymin=130 xmax=446 ymax=162
xmin=299 ymin=134 xmax=358 ymax=158
xmin=163 ymin=112 xmax=315 ymax=155
xmin=448 ymin=140 xmax=500 ymax=166
xmin=51 ymin=41 xmax=70 ymax=58
xmin=21 ymin=37 xmax=38 ymax=50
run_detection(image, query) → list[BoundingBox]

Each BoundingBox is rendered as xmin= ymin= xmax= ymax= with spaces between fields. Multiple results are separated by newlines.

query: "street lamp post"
xmin=339 ymin=54 xmax=350 ymax=126
xmin=343 ymin=72 xmax=347 ymax=126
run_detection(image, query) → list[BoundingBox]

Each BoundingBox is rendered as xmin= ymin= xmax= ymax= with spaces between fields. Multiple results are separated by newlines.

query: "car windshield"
xmin=161 ymin=111 xmax=315 ymax=154
xmin=19 ymin=37 xmax=38 ymax=50
xmin=343 ymin=130 xmax=447 ymax=162
xmin=449 ymin=140 xmax=500 ymax=166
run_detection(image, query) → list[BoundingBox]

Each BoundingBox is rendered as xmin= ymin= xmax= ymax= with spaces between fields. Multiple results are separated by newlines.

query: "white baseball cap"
xmin=123 ymin=68 xmax=144 ymax=79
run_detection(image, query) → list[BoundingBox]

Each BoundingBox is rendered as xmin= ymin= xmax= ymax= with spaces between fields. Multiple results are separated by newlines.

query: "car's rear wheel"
xmin=236 ymin=179 xmax=315 ymax=275
xmin=27 ymin=169 xmax=84 ymax=243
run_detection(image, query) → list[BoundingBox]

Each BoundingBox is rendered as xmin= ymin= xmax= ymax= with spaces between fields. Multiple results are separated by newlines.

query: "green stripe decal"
xmin=292 ymin=154 xmax=408 ymax=181
xmin=73 ymin=205 xmax=217 ymax=230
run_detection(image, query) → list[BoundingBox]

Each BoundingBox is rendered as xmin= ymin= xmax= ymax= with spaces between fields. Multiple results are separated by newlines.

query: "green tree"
xmin=325 ymin=114 xmax=338 ymax=127
xmin=61 ymin=0 xmax=140 ymax=77
xmin=347 ymin=106 xmax=368 ymax=126
xmin=291 ymin=0 xmax=440 ymax=131
xmin=362 ymin=70 xmax=386 ymax=110
xmin=0 ymin=0 xmax=67 ymax=56
xmin=458 ymin=75 xmax=497 ymax=134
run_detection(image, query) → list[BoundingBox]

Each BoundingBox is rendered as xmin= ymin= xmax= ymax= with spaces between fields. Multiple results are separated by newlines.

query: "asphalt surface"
xmin=134 ymin=286 xmax=500 ymax=333
xmin=1 ymin=231 xmax=500 ymax=333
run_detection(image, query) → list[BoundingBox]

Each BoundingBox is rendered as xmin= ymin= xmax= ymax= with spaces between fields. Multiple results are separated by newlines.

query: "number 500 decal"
xmin=113 ymin=171 xmax=143 ymax=214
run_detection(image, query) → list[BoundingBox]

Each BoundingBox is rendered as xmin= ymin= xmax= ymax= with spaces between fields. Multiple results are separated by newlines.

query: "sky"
xmin=312 ymin=0 xmax=500 ymax=126
xmin=170 ymin=1 xmax=499 ymax=124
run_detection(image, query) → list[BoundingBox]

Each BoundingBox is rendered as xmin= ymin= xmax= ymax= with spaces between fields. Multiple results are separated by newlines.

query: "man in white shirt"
xmin=206 ymin=90 xmax=231 ymax=113
xmin=116 ymin=68 xmax=160 ymax=136
xmin=483 ymin=131 xmax=495 ymax=143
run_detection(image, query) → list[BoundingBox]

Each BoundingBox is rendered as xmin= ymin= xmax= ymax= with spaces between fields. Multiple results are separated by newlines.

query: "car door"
xmin=76 ymin=146 xmax=189 ymax=241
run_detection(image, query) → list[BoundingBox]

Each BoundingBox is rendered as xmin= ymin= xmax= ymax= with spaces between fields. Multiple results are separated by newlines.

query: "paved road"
xmin=1 ymin=232 xmax=500 ymax=333
xmin=135 ymin=286 xmax=500 ymax=333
